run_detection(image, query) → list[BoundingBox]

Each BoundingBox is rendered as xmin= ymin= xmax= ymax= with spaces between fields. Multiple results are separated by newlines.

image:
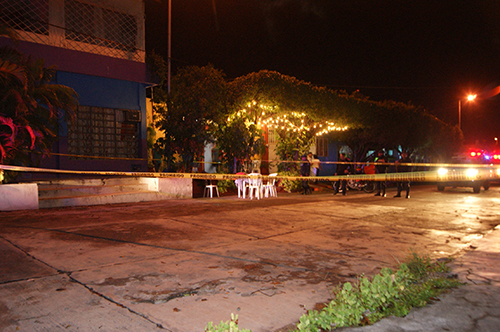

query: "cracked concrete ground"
xmin=340 ymin=222 xmax=500 ymax=332
xmin=1 ymin=184 xmax=500 ymax=331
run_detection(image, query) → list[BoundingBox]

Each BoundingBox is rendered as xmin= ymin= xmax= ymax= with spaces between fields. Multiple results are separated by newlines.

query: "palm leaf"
xmin=0 ymin=59 xmax=26 ymax=87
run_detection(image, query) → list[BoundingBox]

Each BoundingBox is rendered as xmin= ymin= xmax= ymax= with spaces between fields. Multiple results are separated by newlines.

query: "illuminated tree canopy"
xmin=146 ymin=55 xmax=461 ymax=172
xmin=227 ymin=70 xmax=363 ymax=170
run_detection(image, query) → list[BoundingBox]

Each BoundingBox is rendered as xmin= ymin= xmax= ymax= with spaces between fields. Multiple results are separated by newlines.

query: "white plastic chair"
xmin=247 ymin=173 xmax=262 ymax=200
xmin=262 ymin=173 xmax=278 ymax=198
xmin=204 ymin=181 xmax=219 ymax=198
xmin=235 ymin=178 xmax=246 ymax=198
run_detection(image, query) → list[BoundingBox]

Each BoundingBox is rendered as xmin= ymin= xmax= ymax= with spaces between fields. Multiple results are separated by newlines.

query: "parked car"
xmin=488 ymin=150 xmax=500 ymax=163
xmin=436 ymin=148 xmax=491 ymax=193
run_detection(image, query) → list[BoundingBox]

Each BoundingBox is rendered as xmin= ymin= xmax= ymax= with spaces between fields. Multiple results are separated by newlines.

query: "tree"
xmin=214 ymin=116 xmax=264 ymax=173
xmin=333 ymin=98 xmax=462 ymax=161
xmin=0 ymin=31 xmax=78 ymax=168
xmin=228 ymin=70 xmax=354 ymax=172
xmin=154 ymin=64 xmax=229 ymax=172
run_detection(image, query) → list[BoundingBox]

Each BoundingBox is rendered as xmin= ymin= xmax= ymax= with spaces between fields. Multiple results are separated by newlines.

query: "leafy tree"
xmin=0 ymin=28 xmax=78 ymax=168
xmin=214 ymin=116 xmax=264 ymax=173
xmin=154 ymin=64 xmax=229 ymax=172
xmin=333 ymin=98 xmax=461 ymax=162
xmin=228 ymin=70 xmax=354 ymax=172
xmin=146 ymin=59 xmax=459 ymax=173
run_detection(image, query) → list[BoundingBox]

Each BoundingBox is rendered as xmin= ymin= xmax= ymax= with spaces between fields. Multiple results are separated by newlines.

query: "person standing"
xmin=152 ymin=143 xmax=162 ymax=172
xmin=394 ymin=151 xmax=412 ymax=198
xmin=300 ymin=155 xmax=312 ymax=195
xmin=307 ymin=152 xmax=313 ymax=164
xmin=374 ymin=150 xmax=388 ymax=197
xmin=310 ymin=154 xmax=322 ymax=177
xmin=334 ymin=153 xmax=351 ymax=195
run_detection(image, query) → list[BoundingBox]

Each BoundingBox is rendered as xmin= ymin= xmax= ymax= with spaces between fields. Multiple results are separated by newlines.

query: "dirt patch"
xmin=91 ymin=273 xmax=168 ymax=287
xmin=125 ymin=279 xmax=225 ymax=304
xmin=225 ymin=260 xmax=344 ymax=286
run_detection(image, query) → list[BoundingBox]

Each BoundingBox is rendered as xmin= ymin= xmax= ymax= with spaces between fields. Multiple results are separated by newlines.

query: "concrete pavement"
xmin=340 ymin=224 xmax=500 ymax=332
xmin=1 ymin=185 xmax=500 ymax=331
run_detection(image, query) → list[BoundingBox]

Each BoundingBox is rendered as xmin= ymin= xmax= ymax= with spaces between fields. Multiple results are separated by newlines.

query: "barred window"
xmin=0 ymin=0 xmax=143 ymax=61
xmin=268 ymin=128 xmax=277 ymax=144
xmin=103 ymin=8 xmax=137 ymax=51
xmin=65 ymin=0 xmax=137 ymax=52
xmin=68 ymin=106 xmax=140 ymax=159
xmin=0 ymin=0 xmax=49 ymax=35
xmin=65 ymin=0 xmax=96 ymax=44
xmin=316 ymin=137 xmax=328 ymax=157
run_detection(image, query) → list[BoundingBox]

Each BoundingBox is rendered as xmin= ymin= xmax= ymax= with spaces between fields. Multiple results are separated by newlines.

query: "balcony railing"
xmin=0 ymin=0 xmax=145 ymax=62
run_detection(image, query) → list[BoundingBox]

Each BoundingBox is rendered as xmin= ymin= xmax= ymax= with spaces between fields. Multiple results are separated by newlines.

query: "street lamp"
xmin=458 ymin=94 xmax=476 ymax=131
xmin=167 ymin=0 xmax=171 ymax=94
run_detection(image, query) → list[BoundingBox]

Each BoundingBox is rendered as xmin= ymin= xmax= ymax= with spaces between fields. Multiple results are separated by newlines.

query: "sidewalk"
xmin=340 ymin=225 xmax=500 ymax=332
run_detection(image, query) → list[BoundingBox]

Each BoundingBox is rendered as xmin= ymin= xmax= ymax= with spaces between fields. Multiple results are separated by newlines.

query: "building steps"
xmin=37 ymin=177 xmax=185 ymax=209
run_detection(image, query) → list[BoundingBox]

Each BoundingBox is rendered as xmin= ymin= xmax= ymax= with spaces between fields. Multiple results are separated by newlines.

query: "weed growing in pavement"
xmin=294 ymin=251 xmax=462 ymax=331
xmin=205 ymin=314 xmax=251 ymax=332
xmin=205 ymin=252 xmax=462 ymax=332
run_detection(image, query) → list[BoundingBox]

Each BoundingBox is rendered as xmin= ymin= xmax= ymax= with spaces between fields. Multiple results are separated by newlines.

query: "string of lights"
xmin=227 ymin=101 xmax=348 ymax=136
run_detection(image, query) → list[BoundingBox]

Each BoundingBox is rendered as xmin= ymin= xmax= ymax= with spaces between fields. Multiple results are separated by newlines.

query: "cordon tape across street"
xmin=2 ymin=164 xmax=500 ymax=183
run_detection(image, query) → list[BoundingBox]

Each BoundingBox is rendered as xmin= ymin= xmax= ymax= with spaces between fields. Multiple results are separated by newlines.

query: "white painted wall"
xmin=0 ymin=184 xmax=39 ymax=211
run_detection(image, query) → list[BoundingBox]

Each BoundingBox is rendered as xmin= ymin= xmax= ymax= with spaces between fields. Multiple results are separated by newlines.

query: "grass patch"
xmin=205 ymin=251 xmax=462 ymax=332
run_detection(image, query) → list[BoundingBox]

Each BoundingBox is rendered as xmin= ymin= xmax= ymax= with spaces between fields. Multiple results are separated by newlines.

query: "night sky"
xmin=145 ymin=0 xmax=500 ymax=146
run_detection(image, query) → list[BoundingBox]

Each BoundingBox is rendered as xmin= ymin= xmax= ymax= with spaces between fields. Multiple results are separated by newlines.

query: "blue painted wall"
xmin=56 ymin=71 xmax=148 ymax=142
xmin=57 ymin=71 xmax=142 ymax=110
xmin=38 ymin=71 xmax=150 ymax=172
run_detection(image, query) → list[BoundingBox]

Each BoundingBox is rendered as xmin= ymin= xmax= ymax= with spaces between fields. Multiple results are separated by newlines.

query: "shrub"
xmin=217 ymin=179 xmax=236 ymax=194
xmin=294 ymin=252 xmax=461 ymax=331
xmin=279 ymin=170 xmax=302 ymax=193
xmin=204 ymin=252 xmax=462 ymax=332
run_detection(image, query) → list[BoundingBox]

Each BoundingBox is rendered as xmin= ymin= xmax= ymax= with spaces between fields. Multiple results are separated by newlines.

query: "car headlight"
xmin=438 ymin=168 xmax=448 ymax=176
xmin=466 ymin=168 xmax=478 ymax=177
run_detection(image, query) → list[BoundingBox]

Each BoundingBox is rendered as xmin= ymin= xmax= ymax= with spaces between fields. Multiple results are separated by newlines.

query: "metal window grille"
xmin=65 ymin=0 xmax=138 ymax=53
xmin=68 ymin=106 xmax=140 ymax=159
xmin=268 ymin=128 xmax=277 ymax=144
xmin=0 ymin=0 xmax=143 ymax=61
xmin=0 ymin=0 xmax=49 ymax=36
xmin=316 ymin=137 xmax=328 ymax=157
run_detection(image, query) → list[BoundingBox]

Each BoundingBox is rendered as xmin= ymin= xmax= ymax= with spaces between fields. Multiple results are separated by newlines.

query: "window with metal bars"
xmin=0 ymin=0 xmax=142 ymax=61
xmin=268 ymin=128 xmax=277 ymax=144
xmin=68 ymin=106 xmax=140 ymax=159
xmin=316 ymin=137 xmax=328 ymax=157
xmin=0 ymin=0 xmax=49 ymax=35
xmin=65 ymin=0 xmax=137 ymax=52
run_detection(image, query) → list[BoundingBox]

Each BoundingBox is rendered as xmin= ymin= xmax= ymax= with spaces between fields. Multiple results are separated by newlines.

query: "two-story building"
xmin=0 ymin=0 xmax=150 ymax=172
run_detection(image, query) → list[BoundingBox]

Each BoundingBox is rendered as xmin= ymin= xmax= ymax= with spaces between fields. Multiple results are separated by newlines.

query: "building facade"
xmin=0 ymin=0 xmax=150 ymax=172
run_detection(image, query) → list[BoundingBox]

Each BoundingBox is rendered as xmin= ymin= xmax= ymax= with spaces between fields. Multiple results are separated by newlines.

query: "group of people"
xmin=333 ymin=150 xmax=413 ymax=198
xmin=300 ymin=152 xmax=322 ymax=195
xmin=301 ymin=150 xmax=413 ymax=197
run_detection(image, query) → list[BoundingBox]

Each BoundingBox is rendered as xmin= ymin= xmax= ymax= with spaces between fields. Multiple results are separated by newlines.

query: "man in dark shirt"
xmin=334 ymin=153 xmax=351 ymax=196
xmin=300 ymin=155 xmax=312 ymax=195
xmin=394 ymin=151 xmax=412 ymax=198
xmin=374 ymin=150 xmax=388 ymax=197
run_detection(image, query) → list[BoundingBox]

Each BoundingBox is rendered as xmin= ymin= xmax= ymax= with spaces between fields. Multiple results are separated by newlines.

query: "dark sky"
xmin=145 ymin=0 xmax=500 ymax=146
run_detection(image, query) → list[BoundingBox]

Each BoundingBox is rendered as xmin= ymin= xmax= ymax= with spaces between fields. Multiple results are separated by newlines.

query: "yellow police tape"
xmin=1 ymin=164 xmax=500 ymax=183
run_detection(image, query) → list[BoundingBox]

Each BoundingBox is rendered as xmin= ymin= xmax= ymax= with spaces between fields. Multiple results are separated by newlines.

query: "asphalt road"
xmin=1 ymin=184 xmax=499 ymax=331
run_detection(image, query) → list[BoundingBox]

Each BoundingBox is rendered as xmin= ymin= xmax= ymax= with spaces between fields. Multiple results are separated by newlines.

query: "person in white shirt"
xmin=310 ymin=154 xmax=322 ymax=177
